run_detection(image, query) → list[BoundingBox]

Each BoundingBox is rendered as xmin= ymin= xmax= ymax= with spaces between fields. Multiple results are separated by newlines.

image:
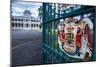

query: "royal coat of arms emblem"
xmin=58 ymin=17 xmax=93 ymax=60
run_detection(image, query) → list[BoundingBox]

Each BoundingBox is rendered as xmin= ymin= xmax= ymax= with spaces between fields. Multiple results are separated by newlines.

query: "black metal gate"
xmin=42 ymin=3 xmax=96 ymax=64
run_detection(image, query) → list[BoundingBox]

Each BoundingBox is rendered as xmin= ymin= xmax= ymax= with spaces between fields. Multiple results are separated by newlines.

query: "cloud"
xmin=11 ymin=1 xmax=42 ymax=18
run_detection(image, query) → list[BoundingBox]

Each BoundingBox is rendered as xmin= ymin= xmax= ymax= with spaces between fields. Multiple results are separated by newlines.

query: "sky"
xmin=11 ymin=1 xmax=42 ymax=18
xmin=11 ymin=0 xmax=93 ymax=29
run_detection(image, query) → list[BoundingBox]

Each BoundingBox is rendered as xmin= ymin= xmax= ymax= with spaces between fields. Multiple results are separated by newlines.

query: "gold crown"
xmin=67 ymin=26 xmax=74 ymax=32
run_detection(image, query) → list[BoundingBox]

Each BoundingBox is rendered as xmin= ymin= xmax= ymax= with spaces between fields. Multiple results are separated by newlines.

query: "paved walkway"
xmin=11 ymin=30 xmax=43 ymax=66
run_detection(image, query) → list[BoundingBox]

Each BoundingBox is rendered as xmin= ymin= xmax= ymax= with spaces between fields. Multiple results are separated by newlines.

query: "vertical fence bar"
xmin=92 ymin=7 xmax=96 ymax=61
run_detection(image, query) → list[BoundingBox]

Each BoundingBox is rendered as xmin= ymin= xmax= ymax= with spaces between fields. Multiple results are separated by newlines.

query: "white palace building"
xmin=11 ymin=10 xmax=41 ymax=30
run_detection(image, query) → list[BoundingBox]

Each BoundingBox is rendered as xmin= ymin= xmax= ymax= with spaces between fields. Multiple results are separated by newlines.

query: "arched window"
xmin=21 ymin=23 xmax=23 ymax=27
xmin=15 ymin=23 xmax=17 ymax=27
xmin=12 ymin=18 xmax=14 ymax=21
xmin=12 ymin=23 xmax=14 ymax=27
xmin=34 ymin=24 xmax=35 ymax=28
xmin=18 ymin=23 xmax=20 ymax=27
xmin=36 ymin=24 xmax=38 ymax=27
xmin=18 ymin=19 xmax=20 ymax=22
xmin=15 ymin=19 xmax=17 ymax=21
xmin=26 ymin=19 xmax=28 ymax=22
xmin=21 ymin=19 xmax=23 ymax=22
xmin=26 ymin=24 xmax=28 ymax=27
xmin=31 ymin=24 xmax=33 ymax=27
xmin=31 ymin=20 xmax=34 ymax=22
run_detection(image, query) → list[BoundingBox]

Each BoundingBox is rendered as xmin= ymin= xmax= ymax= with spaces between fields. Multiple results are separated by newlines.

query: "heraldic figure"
xmin=58 ymin=17 xmax=93 ymax=60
